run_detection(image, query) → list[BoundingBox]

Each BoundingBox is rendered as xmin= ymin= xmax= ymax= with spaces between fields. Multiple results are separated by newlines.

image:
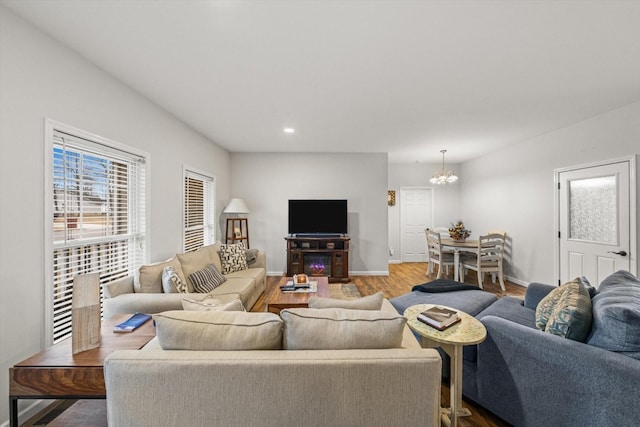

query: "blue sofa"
xmin=391 ymin=271 xmax=640 ymax=426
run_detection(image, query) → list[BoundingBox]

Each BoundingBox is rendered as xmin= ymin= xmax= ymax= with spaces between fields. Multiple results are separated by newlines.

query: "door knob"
xmin=607 ymin=250 xmax=628 ymax=257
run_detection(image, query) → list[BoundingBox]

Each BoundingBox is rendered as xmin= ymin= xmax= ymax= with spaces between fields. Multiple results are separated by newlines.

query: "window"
xmin=45 ymin=121 xmax=147 ymax=344
xmin=183 ymin=168 xmax=215 ymax=252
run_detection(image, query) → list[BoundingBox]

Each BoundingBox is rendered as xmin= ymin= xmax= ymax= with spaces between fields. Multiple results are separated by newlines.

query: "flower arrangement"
xmin=449 ymin=220 xmax=471 ymax=241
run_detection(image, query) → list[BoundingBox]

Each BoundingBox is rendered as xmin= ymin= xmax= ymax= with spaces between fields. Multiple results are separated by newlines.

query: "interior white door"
xmin=558 ymin=160 xmax=633 ymax=286
xmin=400 ymin=187 xmax=433 ymax=262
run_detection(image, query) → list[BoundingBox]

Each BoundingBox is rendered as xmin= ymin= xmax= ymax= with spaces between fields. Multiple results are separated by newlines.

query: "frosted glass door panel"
xmin=569 ymin=176 xmax=617 ymax=244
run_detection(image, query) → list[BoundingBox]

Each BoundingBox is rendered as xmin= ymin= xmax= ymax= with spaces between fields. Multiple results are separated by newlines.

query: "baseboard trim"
xmin=268 ymin=271 xmax=391 ymax=277
xmin=505 ymin=275 xmax=528 ymax=287
xmin=349 ymin=270 xmax=389 ymax=276
xmin=388 ymin=260 xmax=402 ymax=264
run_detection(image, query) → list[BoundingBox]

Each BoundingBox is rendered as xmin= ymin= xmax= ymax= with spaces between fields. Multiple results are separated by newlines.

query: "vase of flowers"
xmin=449 ymin=220 xmax=471 ymax=241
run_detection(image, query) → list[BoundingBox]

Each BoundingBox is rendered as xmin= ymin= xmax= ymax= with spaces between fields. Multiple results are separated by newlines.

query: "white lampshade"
xmin=223 ymin=198 xmax=250 ymax=214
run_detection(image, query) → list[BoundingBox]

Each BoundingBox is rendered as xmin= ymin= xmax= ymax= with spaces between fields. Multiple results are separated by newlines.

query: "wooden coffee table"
xmin=265 ymin=276 xmax=330 ymax=314
xmin=9 ymin=314 xmax=156 ymax=427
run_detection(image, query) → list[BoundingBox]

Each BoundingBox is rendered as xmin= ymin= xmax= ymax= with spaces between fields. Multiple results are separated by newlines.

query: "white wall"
xmin=387 ymin=162 xmax=461 ymax=263
xmin=460 ymin=101 xmax=640 ymax=284
xmin=0 ymin=7 xmax=231 ymax=424
xmin=229 ymin=152 xmax=389 ymax=275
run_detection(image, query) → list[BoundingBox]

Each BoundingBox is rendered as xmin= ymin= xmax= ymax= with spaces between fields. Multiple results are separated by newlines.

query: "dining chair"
xmin=459 ymin=233 xmax=506 ymax=290
xmin=487 ymin=230 xmax=507 ymax=284
xmin=425 ymin=229 xmax=455 ymax=279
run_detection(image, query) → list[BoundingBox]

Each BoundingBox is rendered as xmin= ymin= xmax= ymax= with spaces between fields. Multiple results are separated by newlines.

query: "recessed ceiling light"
xmin=283 ymin=127 xmax=295 ymax=134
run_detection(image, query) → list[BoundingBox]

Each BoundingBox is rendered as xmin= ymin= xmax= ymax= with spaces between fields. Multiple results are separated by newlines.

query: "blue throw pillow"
xmin=586 ymin=271 xmax=640 ymax=360
xmin=535 ymin=278 xmax=593 ymax=342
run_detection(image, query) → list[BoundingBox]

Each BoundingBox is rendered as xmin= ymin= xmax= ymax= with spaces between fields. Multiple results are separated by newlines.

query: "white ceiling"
xmin=3 ymin=0 xmax=640 ymax=163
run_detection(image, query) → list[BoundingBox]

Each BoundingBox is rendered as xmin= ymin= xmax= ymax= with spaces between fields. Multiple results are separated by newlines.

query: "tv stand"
xmin=285 ymin=236 xmax=350 ymax=283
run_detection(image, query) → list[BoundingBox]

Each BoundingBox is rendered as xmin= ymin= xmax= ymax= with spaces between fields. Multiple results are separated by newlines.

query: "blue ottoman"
xmin=390 ymin=287 xmax=497 ymax=317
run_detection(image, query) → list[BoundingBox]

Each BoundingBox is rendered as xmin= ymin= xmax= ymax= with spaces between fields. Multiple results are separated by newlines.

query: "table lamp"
xmin=223 ymin=198 xmax=250 ymax=247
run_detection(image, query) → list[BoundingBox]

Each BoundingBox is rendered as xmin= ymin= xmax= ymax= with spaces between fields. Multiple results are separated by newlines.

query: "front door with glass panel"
xmin=557 ymin=159 xmax=633 ymax=286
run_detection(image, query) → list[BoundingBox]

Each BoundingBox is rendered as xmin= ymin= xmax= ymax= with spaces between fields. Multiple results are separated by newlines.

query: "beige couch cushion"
xmin=308 ymin=291 xmax=384 ymax=310
xmin=136 ymin=256 xmax=185 ymax=293
xmin=154 ymin=310 xmax=283 ymax=350
xmin=281 ymin=308 xmax=406 ymax=350
xmin=224 ymin=267 xmax=264 ymax=280
xmin=177 ymin=243 xmax=222 ymax=292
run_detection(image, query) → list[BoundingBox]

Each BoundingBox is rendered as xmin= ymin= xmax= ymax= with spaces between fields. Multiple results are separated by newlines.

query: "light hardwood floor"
xmin=256 ymin=262 xmax=524 ymax=427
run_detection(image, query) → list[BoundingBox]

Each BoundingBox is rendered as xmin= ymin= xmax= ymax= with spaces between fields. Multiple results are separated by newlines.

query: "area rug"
xmin=329 ymin=283 xmax=362 ymax=300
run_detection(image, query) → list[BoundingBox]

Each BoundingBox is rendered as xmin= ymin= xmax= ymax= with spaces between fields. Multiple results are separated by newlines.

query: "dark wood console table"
xmin=9 ymin=314 xmax=156 ymax=427
xmin=285 ymin=235 xmax=350 ymax=283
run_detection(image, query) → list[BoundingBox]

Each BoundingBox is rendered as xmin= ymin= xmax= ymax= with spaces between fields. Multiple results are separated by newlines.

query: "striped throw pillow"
xmin=189 ymin=264 xmax=227 ymax=293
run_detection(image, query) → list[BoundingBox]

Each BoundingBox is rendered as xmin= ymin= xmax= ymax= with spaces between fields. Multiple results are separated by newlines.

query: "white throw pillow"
xmin=308 ymin=291 xmax=384 ymax=310
xmin=162 ymin=266 xmax=188 ymax=293
xmin=181 ymin=297 xmax=244 ymax=312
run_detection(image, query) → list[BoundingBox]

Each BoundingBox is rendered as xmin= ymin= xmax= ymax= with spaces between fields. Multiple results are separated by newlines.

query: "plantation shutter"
xmin=51 ymin=130 xmax=146 ymax=343
xmin=184 ymin=169 xmax=215 ymax=252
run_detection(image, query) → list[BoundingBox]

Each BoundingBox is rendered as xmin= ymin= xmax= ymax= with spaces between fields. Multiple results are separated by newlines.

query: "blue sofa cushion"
xmin=477 ymin=296 xmax=536 ymax=328
xmin=586 ymin=270 xmax=640 ymax=359
xmin=462 ymin=296 xmax=536 ymax=363
xmin=535 ymin=278 xmax=592 ymax=342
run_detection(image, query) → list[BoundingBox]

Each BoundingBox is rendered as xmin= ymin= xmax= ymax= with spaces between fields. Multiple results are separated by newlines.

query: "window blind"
xmin=50 ymin=130 xmax=146 ymax=343
xmin=184 ymin=169 xmax=215 ymax=252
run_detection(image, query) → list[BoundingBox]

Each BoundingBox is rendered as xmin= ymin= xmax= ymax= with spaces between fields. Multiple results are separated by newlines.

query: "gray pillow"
xmin=586 ymin=270 xmax=640 ymax=359
xmin=308 ymin=291 xmax=384 ymax=310
xmin=245 ymin=248 xmax=259 ymax=266
xmin=281 ymin=308 xmax=406 ymax=350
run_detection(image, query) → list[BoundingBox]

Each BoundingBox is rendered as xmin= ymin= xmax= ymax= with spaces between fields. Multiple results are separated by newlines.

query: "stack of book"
xmin=417 ymin=306 xmax=460 ymax=331
xmin=279 ymin=281 xmax=318 ymax=293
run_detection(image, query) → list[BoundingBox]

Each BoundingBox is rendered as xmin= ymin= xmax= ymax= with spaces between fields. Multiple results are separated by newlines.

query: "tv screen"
xmin=288 ymin=199 xmax=348 ymax=235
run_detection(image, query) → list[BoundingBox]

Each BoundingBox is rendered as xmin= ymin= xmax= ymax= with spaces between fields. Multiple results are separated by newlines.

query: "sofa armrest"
xmin=523 ymin=282 xmax=555 ymax=309
xmin=103 ymin=276 xmax=134 ymax=298
xmin=475 ymin=315 xmax=640 ymax=426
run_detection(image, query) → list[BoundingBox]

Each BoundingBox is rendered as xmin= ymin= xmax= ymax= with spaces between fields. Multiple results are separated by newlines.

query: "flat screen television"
xmin=288 ymin=199 xmax=348 ymax=235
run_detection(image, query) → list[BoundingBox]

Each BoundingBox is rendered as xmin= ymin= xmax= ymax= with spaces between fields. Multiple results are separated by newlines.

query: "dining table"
xmin=440 ymin=238 xmax=479 ymax=282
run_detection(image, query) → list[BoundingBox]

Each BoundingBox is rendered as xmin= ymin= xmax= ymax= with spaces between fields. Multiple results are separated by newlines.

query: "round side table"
xmin=405 ymin=304 xmax=486 ymax=427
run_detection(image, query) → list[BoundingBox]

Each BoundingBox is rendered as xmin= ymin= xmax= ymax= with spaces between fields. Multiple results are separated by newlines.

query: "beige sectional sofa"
xmin=102 ymin=242 xmax=266 ymax=318
xmin=104 ymin=298 xmax=442 ymax=427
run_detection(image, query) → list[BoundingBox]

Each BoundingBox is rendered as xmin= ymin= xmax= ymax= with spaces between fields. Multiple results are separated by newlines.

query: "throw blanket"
xmin=411 ymin=279 xmax=479 ymax=293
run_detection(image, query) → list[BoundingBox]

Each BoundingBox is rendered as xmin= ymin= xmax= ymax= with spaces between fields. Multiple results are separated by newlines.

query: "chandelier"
xmin=429 ymin=149 xmax=458 ymax=185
